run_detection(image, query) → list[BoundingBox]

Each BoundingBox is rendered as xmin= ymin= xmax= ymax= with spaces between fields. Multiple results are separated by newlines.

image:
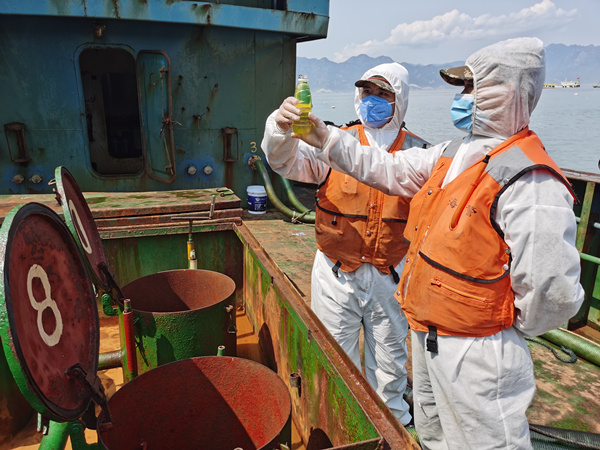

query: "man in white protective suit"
xmin=280 ymin=37 xmax=585 ymax=449
xmin=261 ymin=62 xmax=430 ymax=426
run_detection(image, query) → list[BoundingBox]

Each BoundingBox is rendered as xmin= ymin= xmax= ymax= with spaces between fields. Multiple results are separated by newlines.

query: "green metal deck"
xmin=1 ymin=174 xmax=599 ymax=448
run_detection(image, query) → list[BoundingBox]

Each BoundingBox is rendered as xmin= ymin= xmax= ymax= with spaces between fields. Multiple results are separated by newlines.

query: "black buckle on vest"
xmin=332 ymin=261 xmax=342 ymax=278
xmin=389 ymin=265 xmax=400 ymax=284
xmin=426 ymin=326 xmax=438 ymax=354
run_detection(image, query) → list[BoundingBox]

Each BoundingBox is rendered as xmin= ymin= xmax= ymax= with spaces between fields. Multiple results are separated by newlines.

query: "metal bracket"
xmin=65 ymin=363 xmax=113 ymax=431
xmin=216 ymin=187 xmax=234 ymax=197
xmin=226 ymin=304 xmax=237 ymax=334
xmin=248 ymin=154 xmax=261 ymax=170
xmin=4 ymin=122 xmax=31 ymax=165
xmin=98 ymin=262 xmax=125 ymax=301
xmin=222 ymin=126 xmax=239 ymax=162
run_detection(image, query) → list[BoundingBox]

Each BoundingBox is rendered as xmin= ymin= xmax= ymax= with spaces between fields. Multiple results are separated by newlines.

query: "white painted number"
xmin=69 ymin=199 xmax=92 ymax=255
xmin=27 ymin=264 xmax=63 ymax=347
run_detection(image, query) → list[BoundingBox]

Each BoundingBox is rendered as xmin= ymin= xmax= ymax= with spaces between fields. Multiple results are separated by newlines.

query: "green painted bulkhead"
xmin=0 ymin=0 xmax=328 ymax=200
xmin=0 ymin=187 xmax=418 ymax=447
xmin=96 ymin=217 xmax=417 ymax=448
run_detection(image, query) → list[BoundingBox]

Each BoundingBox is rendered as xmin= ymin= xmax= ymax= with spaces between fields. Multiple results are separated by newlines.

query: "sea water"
xmin=311 ymin=86 xmax=600 ymax=174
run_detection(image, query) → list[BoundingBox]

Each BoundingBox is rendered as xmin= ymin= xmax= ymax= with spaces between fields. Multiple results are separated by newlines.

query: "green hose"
xmin=530 ymin=424 xmax=600 ymax=449
xmin=540 ymin=328 xmax=600 ymax=367
xmin=528 ymin=328 xmax=600 ymax=448
xmin=251 ymin=157 xmax=316 ymax=223
xmin=280 ymin=177 xmax=313 ymax=213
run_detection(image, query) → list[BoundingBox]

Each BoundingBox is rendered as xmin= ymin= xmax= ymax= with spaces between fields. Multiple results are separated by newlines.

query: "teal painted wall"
xmin=0 ymin=2 xmax=328 ymax=200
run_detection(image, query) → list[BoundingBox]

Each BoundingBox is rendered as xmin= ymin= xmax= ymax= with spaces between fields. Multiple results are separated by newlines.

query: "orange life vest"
xmin=397 ymin=128 xmax=576 ymax=337
xmin=315 ymin=124 xmax=429 ymax=274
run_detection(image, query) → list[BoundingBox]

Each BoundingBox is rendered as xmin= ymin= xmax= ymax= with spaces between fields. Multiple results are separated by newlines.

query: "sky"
xmin=297 ymin=0 xmax=600 ymax=65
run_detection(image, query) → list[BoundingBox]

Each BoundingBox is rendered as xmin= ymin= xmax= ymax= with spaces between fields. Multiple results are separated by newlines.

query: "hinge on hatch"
xmin=66 ymin=363 xmax=113 ymax=431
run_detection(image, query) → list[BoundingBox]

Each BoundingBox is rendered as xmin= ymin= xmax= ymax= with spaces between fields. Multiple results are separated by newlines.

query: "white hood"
xmin=353 ymin=62 xmax=410 ymax=133
xmin=467 ymin=37 xmax=545 ymax=139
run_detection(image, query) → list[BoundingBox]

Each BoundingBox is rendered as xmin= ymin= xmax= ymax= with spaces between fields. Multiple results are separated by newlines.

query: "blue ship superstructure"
xmin=0 ymin=0 xmax=329 ymax=196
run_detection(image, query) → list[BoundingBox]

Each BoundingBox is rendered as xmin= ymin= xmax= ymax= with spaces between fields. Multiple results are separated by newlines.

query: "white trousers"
xmin=411 ymin=327 xmax=535 ymax=450
xmin=311 ymin=250 xmax=411 ymax=425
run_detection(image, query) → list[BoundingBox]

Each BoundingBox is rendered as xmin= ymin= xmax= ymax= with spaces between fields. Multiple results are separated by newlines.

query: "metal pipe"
xmin=575 ymin=216 xmax=600 ymax=230
xmin=210 ymin=194 xmax=216 ymax=219
xmin=189 ymin=249 xmax=198 ymax=269
xmin=38 ymin=420 xmax=69 ymax=450
xmin=580 ymin=251 xmax=600 ymax=265
xmin=250 ymin=156 xmax=316 ymax=223
xmin=123 ymin=298 xmax=138 ymax=378
xmin=541 ymin=328 xmax=600 ymax=367
xmin=98 ymin=349 xmax=123 ymax=371
xmin=226 ymin=304 xmax=237 ymax=334
xmin=187 ymin=219 xmax=196 ymax=269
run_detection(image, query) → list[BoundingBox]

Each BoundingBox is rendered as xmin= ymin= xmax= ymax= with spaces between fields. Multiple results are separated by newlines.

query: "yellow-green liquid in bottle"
xmin=293 ymin=75 xmax=312 ymax=134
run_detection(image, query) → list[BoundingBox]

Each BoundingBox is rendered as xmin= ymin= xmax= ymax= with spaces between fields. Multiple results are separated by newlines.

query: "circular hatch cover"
xmin=54 ymin=166 xmax=111 ymax=291
xmin=0 ymin=202 xmax=99 ymax=422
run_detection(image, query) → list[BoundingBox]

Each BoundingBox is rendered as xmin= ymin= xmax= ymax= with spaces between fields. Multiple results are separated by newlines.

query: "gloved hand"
xmin=295 ymin=112 xmax=330 ymax=149
xmin=274 ymin=96 xmax=301 ymax=132
xmin=274 ymin=96 xmax=330 ymax=148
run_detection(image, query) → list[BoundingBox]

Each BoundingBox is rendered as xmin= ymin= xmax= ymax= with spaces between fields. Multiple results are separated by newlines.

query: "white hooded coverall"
xmin=309 ymin=38 xmax=585 ymax=449
xmin=261 ymin=63 xmax=418 ymax=425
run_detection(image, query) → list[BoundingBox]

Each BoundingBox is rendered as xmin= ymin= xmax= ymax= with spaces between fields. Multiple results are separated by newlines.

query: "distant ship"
xmin=543 ymin=83 xmax=557 ymax=89
xmin=593 ymin=81 xmax=600 ymax=88
xmin=561 ymin=78 xmax=581 ymax=88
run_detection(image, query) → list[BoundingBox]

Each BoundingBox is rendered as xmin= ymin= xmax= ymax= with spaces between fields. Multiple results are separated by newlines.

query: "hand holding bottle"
xmin=273 ymin=73 xmax=329 ymax=148
xmin=273 ymin=97 xmax=329 ymax=147
xmin=274 ymin=96 xmax=302 ymax=132
xmin=295 ymin=111 xmax=330 ymax=149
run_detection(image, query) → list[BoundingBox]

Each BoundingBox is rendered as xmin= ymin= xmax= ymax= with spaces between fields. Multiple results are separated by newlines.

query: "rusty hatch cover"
xmin=0 ymin=202 xmax=99 ymax=422
xmin=54 ymin=166 xmax=111 ymax=291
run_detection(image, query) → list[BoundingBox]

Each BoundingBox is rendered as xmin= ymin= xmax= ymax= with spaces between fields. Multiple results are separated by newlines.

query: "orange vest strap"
xmin=426 ymin=326 xmax=438 ymax=353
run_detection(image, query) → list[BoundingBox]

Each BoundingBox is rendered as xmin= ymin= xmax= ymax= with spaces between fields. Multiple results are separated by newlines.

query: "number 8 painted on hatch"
xmin=27 ymin=264 xmax=63 ymax=347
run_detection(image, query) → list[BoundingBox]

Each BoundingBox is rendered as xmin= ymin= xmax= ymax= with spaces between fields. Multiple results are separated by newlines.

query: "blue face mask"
xmin=359 ymin=94 xmax=393 ymax=128
xmin=450 ymin=93 xmax=474 ymax=133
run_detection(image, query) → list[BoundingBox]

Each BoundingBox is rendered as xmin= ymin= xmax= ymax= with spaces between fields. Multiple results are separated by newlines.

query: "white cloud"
xmin=332 ymin=0 xmax=577 ymax=62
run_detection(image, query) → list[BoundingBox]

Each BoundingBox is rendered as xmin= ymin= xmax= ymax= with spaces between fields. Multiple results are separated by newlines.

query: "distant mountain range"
xmin=297 ymin=44 xmax=600 ymax=91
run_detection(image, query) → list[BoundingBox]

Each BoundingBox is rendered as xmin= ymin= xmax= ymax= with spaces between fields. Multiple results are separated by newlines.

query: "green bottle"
xmin=293 ymin=74 xmax=312 ymax=134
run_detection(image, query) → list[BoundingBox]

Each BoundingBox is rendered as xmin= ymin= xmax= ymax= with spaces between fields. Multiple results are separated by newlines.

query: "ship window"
xmin=79 ymin=48 xmax=143 ymax=175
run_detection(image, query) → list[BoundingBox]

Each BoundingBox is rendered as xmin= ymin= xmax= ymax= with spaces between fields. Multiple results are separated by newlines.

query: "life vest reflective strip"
xmin=315 ymin=124 xmax=429 ymax=273
xmin=397 ymin=128 xmax=575 ymax=337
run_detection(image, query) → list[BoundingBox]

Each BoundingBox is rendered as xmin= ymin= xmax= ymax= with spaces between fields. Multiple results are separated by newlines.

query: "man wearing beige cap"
xmin=288 ymin=37 xmax=584 ymax=448
xmin=261 ymin=62 xmax=429 ymax=426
